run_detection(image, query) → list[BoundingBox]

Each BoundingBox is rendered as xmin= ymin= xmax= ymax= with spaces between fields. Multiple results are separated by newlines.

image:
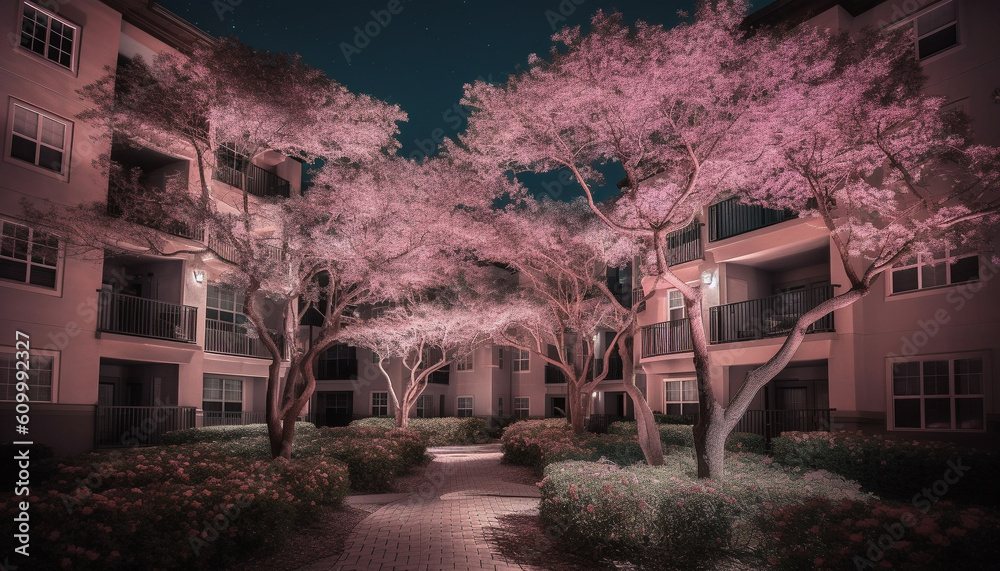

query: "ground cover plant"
xmin=351 ymin=416 xmax=491 ymax=446
xmin=0 ymin=423 xmax=427 ymax=569
xmin=608 ymin=421 xmax=766 ymax=454
xmin=772 ymin=431 xmax=999 ymax=507
xmin=501 ymin=419 xmax=645 ymax=476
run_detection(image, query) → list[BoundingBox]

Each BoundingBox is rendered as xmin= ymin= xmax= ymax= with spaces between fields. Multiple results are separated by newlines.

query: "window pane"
xmin=892 ymin=268 xmax=918 ymax=293
xmin=37 ymin=146 xmax=62 ymax=172
xmin=924 ymin=398 xmax=951 ymax=429
xmin=681 ymin=380 xmax=697 ymax=402
xmin=921 ymin=261 xmax=947 ymax=289
xmin=894 ymin=399 xmax=921 ymax=429
xmin=40 ymin=116 xmax=64 ymax=148
xmin=954 ymin=358 xmax=983 ymax=395
xmin=10 ymin=135 xmax=37 ymax=165
xmin=666 ymin=403 xmax=681 ymax=415
xmin=892 ymin=362 xmax=920 ymax=395
xmin=918 ymin=26 xmax=958 ymax=59
xmin=950 ymin=256 xmax=979 ymax=284
xmin=681 ymin=403 xmax=699 ymax=416
xmin=13 ymin=106 xmax=38 ymax=137
xmin=917 ymin=2 xmax=956 ymax=35
xmin=666 ymin=381 xmax=680 ymax=402
xmin=923 ymin=361 xmax=950 ymax=395
xmin=28 ymin=265 xmax=56 ymax=288
xmin=955 ymin=398 xmax=983 ymax=430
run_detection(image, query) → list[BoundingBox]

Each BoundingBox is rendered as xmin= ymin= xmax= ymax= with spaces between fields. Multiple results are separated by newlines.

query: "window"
xmin=1 ymin=349 xmax=54 ymax=402
xmin=915 ymin=1 xmax=958 ymax=59
xmin=513 ymin=397 xmax=529 ymax=419
xmin=496 ymin=346 xmax=504 ymax=369
xmin=892 ymin=356 xmax=984 ymax=430
xmin=318 ymin=344 xmax=358 ymax=380
xmin=456 ymin=352 xmax=473 ymax=371
xmin=416 ymin=394 xmax=433 ymax=418
xmin=457 ymin=396 xmax=473 ymax=418
xmin=202 ymin=378 xmax=242 ymax=420
xmin=890 ymin=248 xmax=978 ymax=294
xmin=497 ymin=397 xmax=503 ymax=417
xmin=371 ymin=391 xmax=389 ymax=417
xmin=665 ymin=380 xmax=698 ymax=416
xmin=8 ymin=102 xmax=70 ymax=175
xmin=0 ymin=220 xmax=60 ymax=289
xmin=206 ymin=285 xmax=247 ymax=325
xmin=513 ymin=348 xmax=529 ymax=372
xmin=19 ymin=2 xmax=78 ymax=70
xmin=668 ymin=290 xmax=686 ymax=321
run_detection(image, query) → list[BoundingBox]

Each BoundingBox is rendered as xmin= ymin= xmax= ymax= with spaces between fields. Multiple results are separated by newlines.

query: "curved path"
xmin=301 ymin=444 xmax=541 ymax=571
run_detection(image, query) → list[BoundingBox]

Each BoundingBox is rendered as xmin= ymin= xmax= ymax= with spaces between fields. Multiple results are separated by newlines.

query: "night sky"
xmin=156 ymin=0 xmax=777 ymax=199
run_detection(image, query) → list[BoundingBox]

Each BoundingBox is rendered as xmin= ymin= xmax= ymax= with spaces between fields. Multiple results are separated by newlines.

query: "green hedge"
xmin=161 ymin=421 xmax=318 ymax=445
xmin=312 ymin=425 xmax=427 ymax=492
xmin=350 ymin=416 xmax=490 ymax=446
xmin=607 ymin=421 xmax=767 ymax=454
xmin=539 ymin=456 xmax=870 ymax=568
xmin=772 ymin=431 xmax=999 ymax=507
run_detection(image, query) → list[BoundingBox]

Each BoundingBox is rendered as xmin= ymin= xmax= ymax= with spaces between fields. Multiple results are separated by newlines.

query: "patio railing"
xmin=97 ymin=291 xmax=198 ymax=343
xmin=95 ymin=405 xmax=196 ymax=447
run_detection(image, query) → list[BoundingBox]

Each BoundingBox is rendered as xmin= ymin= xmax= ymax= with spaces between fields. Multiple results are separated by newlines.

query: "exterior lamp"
xmin=193 ymin=270 xmax=205 ymax=283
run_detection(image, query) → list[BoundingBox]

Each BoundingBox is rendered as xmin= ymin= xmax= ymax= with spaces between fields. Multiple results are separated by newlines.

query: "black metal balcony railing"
xmin=203 ymin=410 xmax=266 ymax=426
xmin=204 ymin=319 xmax=284 ymax=360
xmin=708 ymin=197 xmax=796 ymax=242
xmin=106 ymin=194 xmax=205 ymax=241
xmin=545 ymin=363 xmax=567 ymax=384
xmin=640 ymin=318 xmax=694 ymax=358
xmin=207 ymin=232 xmax=284 ymax=265
xmin=95 ymin=405 xmax=196 ymax=447
xmin=214 ymin=163 xmax=291 ymax=199
xmin=665 ymin=219 xmax=703 ymax=265
xmin=709 ymin=285 xmax=835 ymax=344
xmin=594 ymin=355 xmax=624 ymax=380
xmin=97 ymin=291 xmax=198 ymax=343
xmin=428 ymin=369 xmax=450 ymax=384
xmin=733 ymin=408 xmax=836 ymax=443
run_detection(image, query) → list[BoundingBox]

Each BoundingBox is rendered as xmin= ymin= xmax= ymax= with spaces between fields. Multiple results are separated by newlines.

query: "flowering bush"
xmin=0 ymin=443 xmax=349 ymax=570
xmin=350 ymin=416 xmax=490 ymax=445
xmin=539 ymin=455 xmax=871 ymax=568
xmin=772 ymin=431 xmax=999 ymax=506
xmin=501 ymin=419 xmax=643 ymax=476
xmin=308 ymin=425 xmax=428 ymax=492
xmin=757 ymin=498 xmax=1000 ymax=569
xmin=608 ymin=421 xmax=767 ymax=454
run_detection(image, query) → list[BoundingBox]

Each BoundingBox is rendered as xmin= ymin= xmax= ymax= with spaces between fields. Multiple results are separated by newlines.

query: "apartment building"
xmin=1 ymin=0 xmax=299 ymax=455
xmin=624 ymin=0 xmax=999 ymax=442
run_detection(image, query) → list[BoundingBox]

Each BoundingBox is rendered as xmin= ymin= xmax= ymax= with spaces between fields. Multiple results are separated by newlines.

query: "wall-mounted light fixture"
xmin=193 ymin=270 xmax=205 ymax=283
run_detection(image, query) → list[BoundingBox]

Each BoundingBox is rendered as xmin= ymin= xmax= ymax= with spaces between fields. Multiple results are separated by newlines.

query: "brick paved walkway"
xmin=300 ymin=444 xmax=541 ymax=571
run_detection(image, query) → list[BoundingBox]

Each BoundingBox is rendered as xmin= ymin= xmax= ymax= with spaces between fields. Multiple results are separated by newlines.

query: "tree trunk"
xmin=693 ymin=402 xmax=727 ymax=478
xmin=568 ymin=378 xmax=587 ymax=434
xmin=615 ymin=334 xmax=664 ymax=466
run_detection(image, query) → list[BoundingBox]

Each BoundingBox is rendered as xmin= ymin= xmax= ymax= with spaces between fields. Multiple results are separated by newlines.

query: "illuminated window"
xmin=371 ymin=391 xmax=389 ymax=417
xmin=457 ymin=396 xmax=473 ymax=418
xmin=664 ymin=380 xmax=698 ymax=416
xmin=513 ymin=348 xmax=529 ymax=372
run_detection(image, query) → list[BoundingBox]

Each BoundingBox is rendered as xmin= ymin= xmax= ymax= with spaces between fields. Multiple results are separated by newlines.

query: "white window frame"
xmin=17 ymin=1 xmax=80 ymax=72
xmin=415 ymin=394 xmax=433 ymax=418
xmin=513 ymin=396 xmax=529 ymax=419
xmin=456 ymin=351 xmax=473 ymax=371
xmin=371 ymin=390 xmax=389 ymax=417
xmin=6 ymin=100 xmax=73 ymax=179
xmin=0 ymin=218 xmax=63 ymax=295
xmin=1 ymin=346 xmax=57 ymax=402
xmin=664 ymin=379 xmax=698 ymax=417
xmin=913 ymin=0 xmax=959 ymax=60
xmin=457 ymin=395 xmax=474 ymax=418
xmin=513 ymin=348 xmax=529 ymax=372
xmin=668 ymin=289 xmax=686 ymax=321
xmin=202 ymin=377 xmax=243 ymax=417
xmin=888 ymin=248 xmax=979 ymax=296
xmin=888 ymin=353 xmax=987 ymax=432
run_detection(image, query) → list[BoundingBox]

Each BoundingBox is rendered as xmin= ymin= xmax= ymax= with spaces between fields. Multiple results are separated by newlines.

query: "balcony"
xmin=428 ymin=369 xmax=450 ymax=384
xmin=594 ymin=354 xmax=624 ymax=380
xmin=95 ymin=405 xmax=196 ymax=447
xmin=709 ymin=285 xmax=835 ymax=344
xmin=206 ymin=232 xmax=284 ymax=265
xmin=708 ymin=197 xmax=796 ymax=242
xmin=665 ymin=219 xmax=703 ymax=265
xmin=204 ymin=319 xmax=284 ymax=360
xmin=214 ymin=163 xmax=290 ymax=199
xmin=640 ymin=318 xmax=694 ymax=358
xmin=631 ymin=287 xmax=646 ymax=312
xmin=97 ymin=291 xmax=197 ymax=343
xmin=545 ymin=363 xmax=567 ymax=384
xmin=106 ymin=193 xmax=205 ymax=241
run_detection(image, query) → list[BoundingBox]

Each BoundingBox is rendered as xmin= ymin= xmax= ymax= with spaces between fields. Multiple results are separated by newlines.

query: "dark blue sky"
xmin=156 ymin=0 xmax=776 ymax=198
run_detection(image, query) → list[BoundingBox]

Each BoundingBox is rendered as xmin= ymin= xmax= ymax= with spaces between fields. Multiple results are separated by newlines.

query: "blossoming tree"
xmin=458 ymin=2 xmax=1000 ymax=477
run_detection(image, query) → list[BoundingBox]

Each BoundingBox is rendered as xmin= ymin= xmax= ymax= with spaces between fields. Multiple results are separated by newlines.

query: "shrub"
xmin=350 ymin=416 xmax=490 ymax=445
xmin=653 ymin=413 xmax=697 ymax=425
xmin=310 ymin=425 xmax=427 ymax=492
xmin=758 ymin=498 xmax=1000 ymax=570
xmin=0 ymin=444 xmax=349 ymax=570
xmin=501 ymin=419 xmax=644 ymax=476
xmin=539 ymin=455 xmax=871 ymax=568
xmin=772 ymin=431 xmax=999 ymax=507
xmin=161 ymin=422 xmax=317 ymax=445
xmin=608 ymin=422 xmax=766 ymax=454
